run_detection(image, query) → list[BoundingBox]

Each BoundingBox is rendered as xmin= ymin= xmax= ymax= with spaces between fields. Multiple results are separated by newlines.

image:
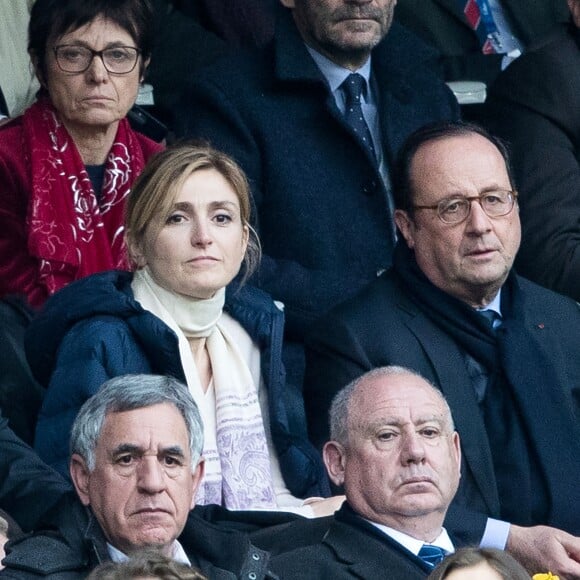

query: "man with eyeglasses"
xmin=303 ymin=120 xmax=580 ymax=577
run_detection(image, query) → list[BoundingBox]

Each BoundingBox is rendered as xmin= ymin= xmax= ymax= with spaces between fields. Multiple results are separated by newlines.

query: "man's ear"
xmin=70 ymin=453 xmax=91 ymax=507
xmin=323 ymin=441 xmax=347 ymax=487
xmin=189 ymin=458 xmax=205 ymax=510
xmin=452 ymin=431 xmax=462 ymax=481
xmin=569 ymin=0 xmax=580 ymax=27
xmin=279 ymin=0 xmax=295 ymax=8
xmin=394 ymin=209 xmax=416 ymax=249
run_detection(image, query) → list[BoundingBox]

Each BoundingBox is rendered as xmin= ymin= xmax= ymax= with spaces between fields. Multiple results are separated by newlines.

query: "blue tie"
xmin=341 ymin=73 xmax=376 ymax=158
xmin=478 ymin=309 xmax=500 ymax=331
xmin=418 ymin=544 xmax=446 ymax=569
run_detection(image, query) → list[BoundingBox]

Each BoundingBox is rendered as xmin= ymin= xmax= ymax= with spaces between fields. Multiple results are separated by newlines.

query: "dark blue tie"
xmin=418 ymin=544 xmax=446 ymax=569
xmin=341 ymin=73 xmax=376 ymax=158
xmin=478 ymin=309 xmax=501 ymax=331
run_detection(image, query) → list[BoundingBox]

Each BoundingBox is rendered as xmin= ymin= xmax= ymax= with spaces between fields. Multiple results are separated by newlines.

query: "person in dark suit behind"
xmin=394 ymin=0 xmax=569 ymax=85
xmin=174 ymin=0 xmax=277 ymax=47
xmin=146 ymin=0 xmax=228 ymax=130
xmin=0 ymin=411 xmax=70 ymax=534
xmin=272 ymin=366 xmax=462 ymax=579
xmin=481 ymin=0 xmax=580 ymax=302
xmin=174 ymin=0 xmax=459 ymax=414
xmin=304 ymin=120 xmax=580 ymax=578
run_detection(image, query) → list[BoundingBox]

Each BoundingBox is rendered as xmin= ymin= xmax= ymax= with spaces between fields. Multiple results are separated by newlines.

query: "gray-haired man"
xmin=1 ymin=374 xmax=275 ymax=579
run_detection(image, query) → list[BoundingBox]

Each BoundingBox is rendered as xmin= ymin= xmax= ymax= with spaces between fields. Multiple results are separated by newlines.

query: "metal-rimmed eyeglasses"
xmin=413 ymin=189 xmax=518 ymax=225
xmin=53 ymin=45 xmax=141 ymax=74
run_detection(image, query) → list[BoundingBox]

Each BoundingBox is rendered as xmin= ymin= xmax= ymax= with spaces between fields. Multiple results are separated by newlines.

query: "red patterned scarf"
xmin=22 ymin=98 xmax=146 ymax=296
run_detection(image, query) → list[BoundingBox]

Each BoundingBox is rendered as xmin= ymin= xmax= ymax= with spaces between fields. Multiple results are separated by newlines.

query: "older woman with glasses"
xmin=28 ymin=143 xmax=338 ymax=516
xmin=0 ymin=0 xmax=162 ymax=309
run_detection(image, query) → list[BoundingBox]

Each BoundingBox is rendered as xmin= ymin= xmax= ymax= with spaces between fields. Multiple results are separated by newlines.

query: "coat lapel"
xmin=434 ymin=0 xmax=470 ymax=23
xmin=274 ymin=7 xmax=380 ymax=169
xmin=325 ymin=515 xmax=431 ymax=579
xmin=404 ymin=308 xmax=500 ymax=516
xmin=499 ymin=300 xmax=580 ymax=531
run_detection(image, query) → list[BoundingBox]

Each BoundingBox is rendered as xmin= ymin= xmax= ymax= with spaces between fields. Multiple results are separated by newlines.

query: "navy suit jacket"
xmin=0 ymin=414 xmax=70 ymax=532
xmin=270 ymin=504 xmax=434 ymax=579
xmin=395 ymin=0 xmax=569 ymax=84
xmin=482 ymin=26 xmax=580 ymax=302
xmin=304 ymin=269 xmax=580 ymax=540
xmin=176 ymin=8 xmax=459 ymax=340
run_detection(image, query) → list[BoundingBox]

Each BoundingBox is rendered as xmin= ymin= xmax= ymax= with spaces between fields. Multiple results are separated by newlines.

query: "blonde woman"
xmin=30 ymin=143 xmax=336 ymax=516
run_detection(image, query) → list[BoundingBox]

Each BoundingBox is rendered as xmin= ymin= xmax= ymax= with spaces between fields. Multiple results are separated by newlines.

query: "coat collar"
xmin=273 ymin=7 xmax=327 ymax=86
xmin=37 ymin=493 xmax=276 ymax=579
xmin=387 ymin=271 xmax=500 ymax=515
xmin=270 ymin=8 xmax=445 ymax=167
xmin=325 ymin=504 xmax=432 ymax=576
xmin=272 ymin=6 xmax=425 ymax=101
xmin=180 ymin=510 xmax=273 ymax=578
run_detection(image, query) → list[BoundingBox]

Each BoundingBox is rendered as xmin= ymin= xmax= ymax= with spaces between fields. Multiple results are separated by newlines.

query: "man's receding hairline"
xmin=347 ymin=373 xmax=453 ymax=432
xmin=409 ymin=132 xmax=508 ymax=193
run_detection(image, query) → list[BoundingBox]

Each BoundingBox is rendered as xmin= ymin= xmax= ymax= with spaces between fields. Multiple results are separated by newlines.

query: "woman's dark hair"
xmin=29 ymin=0 xmax=154 ymax=82
xmin=427 ymin=547 xmax=530 ymax=580
xmin=392 ymin=120 xmax=516 ymax=214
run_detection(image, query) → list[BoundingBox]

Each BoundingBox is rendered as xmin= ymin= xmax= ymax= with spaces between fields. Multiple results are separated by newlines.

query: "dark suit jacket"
xmin=0 ymin=296 xmax=43 ymax=444
xmin=304 ymin=269 xmax=580 ymax=539
xmin=270 ymin=504 xmax=434 ymax=579
xmin=175 ymin=8 xmax=459 ymax=340
xmin=147 ymin=0 xmax=228 ymax=128
xmin=0 ymin=414 xmax=70 ymax=533
xmin=1 ymin=494 xmax=277 ymax=579
xmin=178 ymin=0 xmax=277 ymax=47
xmin=482 ymin=26 xmax=580 ymax=302
xmin=395 ymin=0 xmax=569 ymax=84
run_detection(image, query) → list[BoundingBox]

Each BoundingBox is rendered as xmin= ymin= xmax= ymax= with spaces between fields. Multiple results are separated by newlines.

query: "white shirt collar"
xmin=476 ymin=289 xmax=502 ymax=318
xmin=366 ymin=521 xmax=455 ymax=556
xmin=107 ymin=540 xmax=191 ymax=565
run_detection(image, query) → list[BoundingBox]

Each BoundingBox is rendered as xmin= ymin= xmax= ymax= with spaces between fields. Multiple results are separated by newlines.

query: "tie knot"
xmin=418 ymin=544 xmax=447 ymax=568
xmin=478 ymin=309 xmax=500 ymax=330
xmin=342 ymin=73 xmax=366 ymax=105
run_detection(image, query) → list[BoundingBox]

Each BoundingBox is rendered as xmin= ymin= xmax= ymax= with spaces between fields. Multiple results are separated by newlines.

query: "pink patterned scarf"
xmin=22 ymin=98 xmax=146 ymax=296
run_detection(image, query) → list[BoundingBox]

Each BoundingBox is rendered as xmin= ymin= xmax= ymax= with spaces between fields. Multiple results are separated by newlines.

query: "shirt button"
xmin=248 ymin=573 xmax=257 ymax=580
xmin=252 ymin=553 xmax=261 ymax=561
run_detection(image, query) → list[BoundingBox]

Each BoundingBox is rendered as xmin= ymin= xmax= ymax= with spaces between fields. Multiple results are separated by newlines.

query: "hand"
xmin=304 ymin=495 xmax=345 ymax=517
xmin=508 ymin=524 xmax=580 ymax=579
